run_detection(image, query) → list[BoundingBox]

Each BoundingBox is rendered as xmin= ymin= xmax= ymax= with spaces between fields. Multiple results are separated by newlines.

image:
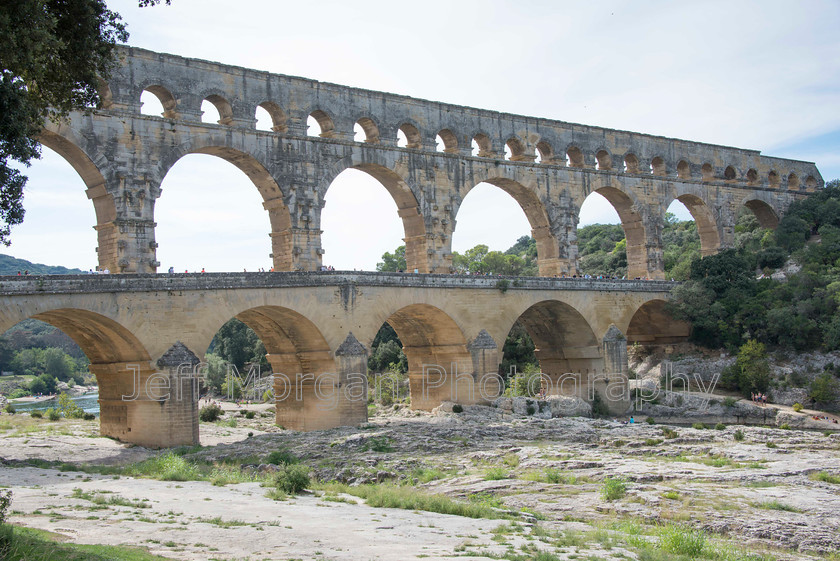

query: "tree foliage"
xmin=209 ymin=318 xmax=268 ymax=372
xmin=668 ymin=181 xmax=840 ymax=352
xmin=0 ymin=0 xmax=171 ymax=244
xmin=0 ymin=0 xmax=130 ymax=243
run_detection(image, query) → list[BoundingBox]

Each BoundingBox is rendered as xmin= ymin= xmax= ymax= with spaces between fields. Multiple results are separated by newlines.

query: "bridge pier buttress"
xmin=94 ymin=175 xmax=162 ymax=274
xmin=405 ymin=343 xmax=489 ymax=411
xmin=91 ymin=352 xmax=200 ymax=449
xmin=269 ymin=333 xmax=368 ymax=431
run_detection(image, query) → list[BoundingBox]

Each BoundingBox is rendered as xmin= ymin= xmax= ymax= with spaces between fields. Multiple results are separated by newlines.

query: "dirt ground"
xmin=1 ymin=403 xmax=839 ymax=560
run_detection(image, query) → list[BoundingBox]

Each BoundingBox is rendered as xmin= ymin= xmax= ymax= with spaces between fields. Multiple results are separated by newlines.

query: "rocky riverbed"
xmin=1 ymin=403 xmax=839 ymax=560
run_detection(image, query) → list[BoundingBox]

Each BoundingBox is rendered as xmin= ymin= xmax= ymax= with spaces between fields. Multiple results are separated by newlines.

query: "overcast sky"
xmin=7 ymin=0 xmax=840 ymax=272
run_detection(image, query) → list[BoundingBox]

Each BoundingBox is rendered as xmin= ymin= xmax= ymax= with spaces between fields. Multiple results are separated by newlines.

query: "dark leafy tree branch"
xmin=0 ymin=0 xmax=168 ymax=246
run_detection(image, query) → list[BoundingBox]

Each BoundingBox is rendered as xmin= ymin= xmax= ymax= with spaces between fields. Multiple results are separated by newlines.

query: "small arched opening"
xmin=201 ymin=94 xmax=234 ymax=125
xmin=140 ymin=85 xmax=177 ymax=118
xmin=307 ymin=109 xmax=336 ymax=138
xmin=255 ymin=101 xmax=287 ymax=132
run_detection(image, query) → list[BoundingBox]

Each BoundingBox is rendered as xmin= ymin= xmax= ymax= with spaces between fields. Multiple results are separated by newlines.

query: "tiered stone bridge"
xmin=43 ymin=46 xmax=821 ymax=278
xmin=16 ymin=46 xmax=824 ymax=447
xmin=1 ymin=273 xmax=683 ymax=447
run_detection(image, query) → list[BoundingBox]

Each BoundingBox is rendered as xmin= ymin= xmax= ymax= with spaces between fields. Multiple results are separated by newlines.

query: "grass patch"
xmin=313 ymin=482 xmax=513 ymax=519
xmin=126 ymin=452 xmax=200 ymax=481
xmin=194 ymin=516 xmax=247 ymax=528
xmin=600 ymin=477 xmax=627 ymax=501
xmin=754 ymin=500 xmax=801 ymax=512
xmin=484 ymin=467 xmax=508 ymax=481
xmin=810 ymin=471 xmax=840 ymax=484
xmin=0 ymin=524 xmax=173 ymax=560
xmin=70 ymin=488 xmax=150 ymax=509
xmin=657 ymin=524 xmax=706 ymax=556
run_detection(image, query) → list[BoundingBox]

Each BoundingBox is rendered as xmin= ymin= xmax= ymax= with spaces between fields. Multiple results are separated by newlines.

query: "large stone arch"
xmin=666 ymin=186 xmax=722 ymax=257
xmin=740 ymin=193 xmax=781 ymax=229
xmin=157 ymin=142 xmax=294 ymax=270
xmin=209 ymin=304 xmax=362 ymax=431
xmin=36 ymin=128 xmax=118 ymax=272
xmin=507 ymin=299 xmax=601 ymax=382
xmin=317 ymin=153 xmax=429 ymax=273
xmin=0 ymin=307 xmax=182 ymax=445
xmin=454 ymin=174 xmax=563 ymax=276
xmin=378 ymin=303 xmax=473 ymax=410
xmin=626 ymin=299 xmax=691 ymax=346
xmin=579 ymin=184 xmax=650 ymax=279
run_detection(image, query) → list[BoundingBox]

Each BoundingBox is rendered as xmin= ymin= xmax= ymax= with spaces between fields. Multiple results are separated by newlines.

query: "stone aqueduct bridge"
xmin=0 ymin=273 xmax=684 ymax=447
xmin=43 ymin=46 xmax=822 ymax=279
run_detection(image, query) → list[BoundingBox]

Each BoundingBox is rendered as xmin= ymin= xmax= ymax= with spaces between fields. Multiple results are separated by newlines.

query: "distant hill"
xmin=0 ymin=254 xmax=84 ymax=276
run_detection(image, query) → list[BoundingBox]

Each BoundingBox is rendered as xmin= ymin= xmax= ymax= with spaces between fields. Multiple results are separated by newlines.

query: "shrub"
xmin=266 ymin=449 xmax=299 ymax=466
xmin=45 ymin=408 xmax=60 ymax=421
xmin=692 ymin=422 xmax=706 ymax=430
xmin=810 ymin=373 xmax=840 ymax=404
xmin=658 ymin=524 xmax=706 ymax=557
xmin=29 ymin=411 xmax=42 ymax=418
xmin=810 ymin=471 xmax=840 ymax=484
xmin=645 ymin=416 xmax=655 ymax=425
xmin=199 ymin=403 xmax=223 ymax=422
xmin=733 ymin=429 xmax=745 ymax=441
xmin=600 ymin=477 xmax=627 ymax=501
xmin=662 ymin=427 xmax=679 ymax=439
xmin=9 ymin=388 xmax=29 ymax=399
xmin=57 ymin=393 xmax=85 ymax=419
xmin=271 ymin=464 xmax=310 ymax=494
xmin=484 ymin=467 xmax=507 ymax=481
xmin=262 ymin=388 xmax=274 ymax=403
xmin=244 ymin=410 xmax=255 ymax=419
xmin=82 ymin=413 xmax=96 ymax=421
xmin=722 ymin=396 xmax=737 ymax=407
xmin=3 ymin=403 xmax=15 ymax=415
xmin=714 ymin=422 xmax=726 ymax=430
xmin=591 ymin=390 xmax=610 ymax=418
xmin=452 ymin=404 xmax=463 ymax=414
xmin=0 ymin=489 xmax=11 ymax=524
xmin=780 ymin=423 xmax=791 ymax=430
xmin=766 ymin=442 xmax=777 ymax=448
xmin=129 ymin=452 xmax=200 ymax=481
xmin=792 ymin=402 xmax=803 ymax=412
xmin=362 ymin=436 xmax=393 ymax=453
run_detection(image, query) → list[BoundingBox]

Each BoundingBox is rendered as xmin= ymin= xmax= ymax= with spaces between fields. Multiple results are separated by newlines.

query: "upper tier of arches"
xmin=105 ymin=46 xmax=822 ymax=193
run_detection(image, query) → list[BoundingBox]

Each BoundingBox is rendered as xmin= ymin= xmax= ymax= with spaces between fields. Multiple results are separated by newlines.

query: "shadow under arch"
xmin=457 ymin=176 xmax=562 ymax=276
xmin=626 ymin=299 xmax=691 ymax=346
xmin=741 ymin=196 xmax=780 ymax=229
xmin=20 ymin=308 xmax=168 ymax=444
xmin=229 ymin=305 xmax=360 ymax=431
xmin=510 ymin=300 xmax=601 ymax=391
xmin=317 ymin=155 xmax=430 ymax=273
xmin=36 ymin=129 xmax=118 ymax=272
xmin=668 ymin=191 xmax=721 ymax=257
xmin=381 ymin=303 xmax=473 ymax=410
xmin=157 ymin=143 xmax=295 ymax=271
xmin=588 ymin=186 xmax=649 ymax=279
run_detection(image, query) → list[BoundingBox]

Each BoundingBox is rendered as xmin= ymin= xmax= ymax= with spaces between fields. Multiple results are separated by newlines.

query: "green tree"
xmin=0 ymin=0 xmax=130 ymax=243
xmin=735 ymin=340 xmax=771 ymax=397
xmin=210 ymin=318 xmax=268 ymax=371
xmin=202 ymin=352 xmax=227 ymax=394
xmin=809 ymin=372 xmax=839 ymax=404
xmin=500 ymin=322 xmax=537 ymax=376
xmin=43 ymin=347 xmax=72 ymax=379
xmin=0 ymin=0 xmax=173 ymax=243
xmin=376 ymin=245 xmax=406 ymax=272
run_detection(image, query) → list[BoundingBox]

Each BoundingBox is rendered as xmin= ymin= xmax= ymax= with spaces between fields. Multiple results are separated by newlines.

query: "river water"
xmin=11 ymin=393 xmax=100 ymax=416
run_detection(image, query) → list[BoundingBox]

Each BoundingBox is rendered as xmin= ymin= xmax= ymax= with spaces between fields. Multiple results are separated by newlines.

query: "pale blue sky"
xmin=8 ymin=0 xmax=840 ymax=271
